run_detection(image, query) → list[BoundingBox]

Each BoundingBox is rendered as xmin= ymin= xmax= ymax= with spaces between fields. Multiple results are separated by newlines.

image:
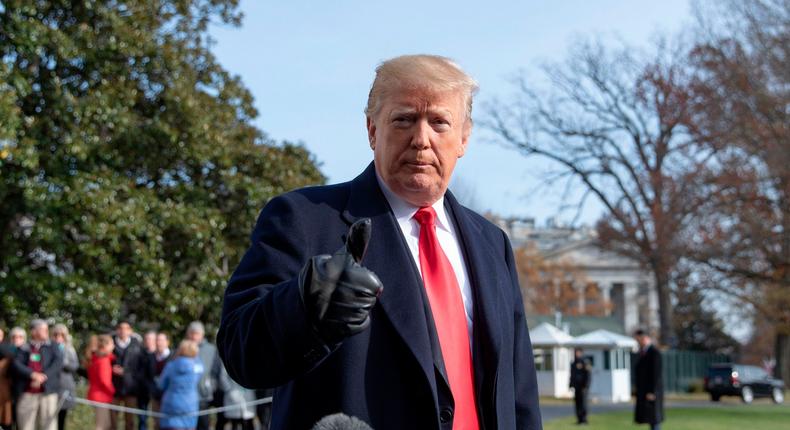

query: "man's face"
xmin=187 ymin=330 xmax=204 ymax=344
xmin=11 ymin=332 xmax=25 ymax=347
xmin=117 ymin=323 xmax=132 ymax=340
xmin=32 ymin=324 xmax=48 ymax=342
xmin=367 ymin=88 xmax=470 ymax=207
xmin=636 ymin=334 xmax=651 ymax=348
xmin=144 ymin=332 xmax=156 ymax=351
xmin=155 ymin=334 xmax=169 ymax=352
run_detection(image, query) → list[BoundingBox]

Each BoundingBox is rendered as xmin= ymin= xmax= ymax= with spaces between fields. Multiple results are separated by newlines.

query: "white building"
xmin=496 ymin=217 xmax=660 ymax=336
xmin=572 ymin=329 xmax=638 ymax=403
xmin=528 ymin=323 xmax=638 ymax=403
xmin=529 ymin=322 xmax=575 ymax=399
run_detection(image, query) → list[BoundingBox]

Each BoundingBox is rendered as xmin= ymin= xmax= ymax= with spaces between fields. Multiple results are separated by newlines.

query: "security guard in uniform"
xmin=569 ymin=348 xmax=591 ymax=425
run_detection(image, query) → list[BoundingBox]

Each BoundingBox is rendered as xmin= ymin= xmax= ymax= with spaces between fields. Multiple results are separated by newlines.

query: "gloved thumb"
xmin=345 ymin=218 xmax=372 ymax=264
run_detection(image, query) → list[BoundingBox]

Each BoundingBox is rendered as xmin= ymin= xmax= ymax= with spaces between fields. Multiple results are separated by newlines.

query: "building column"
xmin=602 ymin=284 xmax=612 ymax=316
xmin=623 ymin=283 xmax=639 ymax=334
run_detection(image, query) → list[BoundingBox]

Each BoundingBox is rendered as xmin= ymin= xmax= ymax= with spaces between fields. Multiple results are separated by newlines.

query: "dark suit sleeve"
xmin=44 ymin=346 xmax=63 ymax=389
xmin=218 ymin=194 xmax=332 ymax=389
xmin=11 ymin=351 xmax=33 ymax=380
xmin=503 ymin=231 xmax=543 ymax=430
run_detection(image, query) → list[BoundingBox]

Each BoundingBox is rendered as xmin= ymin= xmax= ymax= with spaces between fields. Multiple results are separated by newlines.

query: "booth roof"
xmin=529 ymin=322 xmax=575 ymax=346
xmin=572 ymin=329 xmax=638 ymax=349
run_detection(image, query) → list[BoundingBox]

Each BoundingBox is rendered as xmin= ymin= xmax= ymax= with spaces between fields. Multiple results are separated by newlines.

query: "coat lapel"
xmin=341 ymin=164 xmax=438 ymax=401
xmin=444 ymin=191 xmax=503 ymax=428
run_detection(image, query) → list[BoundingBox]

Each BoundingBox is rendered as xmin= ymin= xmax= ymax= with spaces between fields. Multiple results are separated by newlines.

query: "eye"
xmin=392 ymin=116 xmax=413 ymax=127
xmin=432 ymin=117 xmax=451 ymax=130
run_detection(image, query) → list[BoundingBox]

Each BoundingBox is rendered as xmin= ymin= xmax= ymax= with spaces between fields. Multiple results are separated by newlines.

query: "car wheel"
xmin=741 ymin=386 xmax=754 ymax=404
xmin=710 ymin=393 xmax=721 ymax=402
xmin=772 ymin=387 xmax=784 ymax=404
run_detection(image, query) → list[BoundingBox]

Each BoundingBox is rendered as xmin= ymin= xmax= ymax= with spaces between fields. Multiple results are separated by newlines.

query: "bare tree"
xmin=484 ymin=39 xmax=715 ymax=345
xmin=686 ymin=0 xmax=790 ymax=382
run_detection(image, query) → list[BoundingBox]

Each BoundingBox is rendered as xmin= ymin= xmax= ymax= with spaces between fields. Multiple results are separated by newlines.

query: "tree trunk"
xmin=776 ymin=333 xmax=790 ymax=386
xmin=654 ymin=270 xmax=675 ymax=347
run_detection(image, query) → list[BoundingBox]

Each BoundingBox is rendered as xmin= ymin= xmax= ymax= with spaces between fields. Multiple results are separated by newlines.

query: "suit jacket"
xmin=634 ymin=345 xmax=663 ymax=424
xmin=218 ymin=163 xmax=542 ymax=430
xmin=11 ymin=341 xmax=63 ymax=398
xmin=112 ymin=336 xmax=144 ymax=397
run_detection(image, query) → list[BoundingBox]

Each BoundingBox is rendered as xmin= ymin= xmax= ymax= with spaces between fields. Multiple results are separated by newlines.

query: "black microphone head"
xmin=311 ymin=413 xmax=373 ymax=430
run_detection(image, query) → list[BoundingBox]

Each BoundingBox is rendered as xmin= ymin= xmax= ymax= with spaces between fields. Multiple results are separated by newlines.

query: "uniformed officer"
xmin=569 ymin=348 xmax=591 ymax=425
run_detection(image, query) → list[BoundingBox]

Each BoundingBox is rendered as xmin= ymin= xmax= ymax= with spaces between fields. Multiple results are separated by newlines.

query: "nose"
xmin=410 ymin=118 xmax=432 ymax=150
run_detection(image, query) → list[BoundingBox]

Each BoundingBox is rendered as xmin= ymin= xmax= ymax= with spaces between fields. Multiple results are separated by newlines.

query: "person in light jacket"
xmin=218 ymin=363 xmax=255 ymax=430
xmin=51 ymin=324 xmax=79 ymax=430
xmin=158 ymin=340 xmax=204 ymax=430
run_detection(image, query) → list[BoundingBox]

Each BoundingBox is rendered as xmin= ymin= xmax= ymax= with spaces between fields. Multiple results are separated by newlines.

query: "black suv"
xmin=705 ymin=363 xmax=785 ymax=404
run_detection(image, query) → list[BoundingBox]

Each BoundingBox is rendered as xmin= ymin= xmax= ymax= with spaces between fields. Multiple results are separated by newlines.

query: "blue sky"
xmin=209 ymin=0 xmax=692 ymax=226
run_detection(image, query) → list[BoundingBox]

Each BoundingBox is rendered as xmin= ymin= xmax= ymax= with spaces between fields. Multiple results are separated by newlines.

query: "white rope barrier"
xmin=64 ymin=392 xmax=272 ymax=418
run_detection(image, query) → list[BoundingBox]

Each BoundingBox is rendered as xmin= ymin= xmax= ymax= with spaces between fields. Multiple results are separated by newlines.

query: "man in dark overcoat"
xmin=218 ymin=54 xmax=542 ymax=430
xmin=569 ymin=349 xmax=591 ymax=425
xmin=634 ymin=329 xmax=663 ymax=430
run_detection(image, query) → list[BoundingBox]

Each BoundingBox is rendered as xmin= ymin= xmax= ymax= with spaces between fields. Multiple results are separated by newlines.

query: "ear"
xmin=457 ymin=121 xmax=471 ymax=158
xmin=366 ymin=116 xmax=376 ymax=150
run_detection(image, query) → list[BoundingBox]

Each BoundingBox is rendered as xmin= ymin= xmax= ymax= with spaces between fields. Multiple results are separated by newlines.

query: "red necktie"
xmin=414 ymin=207 xmax=479 ymax=430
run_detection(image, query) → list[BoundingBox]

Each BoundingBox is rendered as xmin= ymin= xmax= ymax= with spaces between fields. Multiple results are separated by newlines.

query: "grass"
xmin=66 ymin=385 xmax=789 ymax=430
xmin=545 ymin=404 xmax=790 ymax=430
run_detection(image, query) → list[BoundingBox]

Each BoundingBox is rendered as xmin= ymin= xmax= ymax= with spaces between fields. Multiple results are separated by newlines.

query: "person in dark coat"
xmin=218 ymin=55 xmax=542 ymax=430
xmin=150 ymin=333 xmax=173 ymax=430
xmin=569 ymin=349 xmax=591 ymax=425
xmin=111 ymin=321 xmax=144 ymax=430
xmin=634 ymin=329 xmax=663 ymax=430
xmin=137 ymin=331 xmax=157 ymax=430
xmin=11 ymin=319 xmax=63 ymax=430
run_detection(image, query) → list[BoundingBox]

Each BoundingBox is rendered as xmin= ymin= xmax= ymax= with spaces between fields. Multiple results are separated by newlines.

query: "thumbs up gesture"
xmin=299 ymin=219 xmax=384 ymax=344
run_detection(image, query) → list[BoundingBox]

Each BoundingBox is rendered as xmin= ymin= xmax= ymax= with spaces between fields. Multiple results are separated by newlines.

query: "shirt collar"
xmin=156 ymin=348 xmax=171 ymax=360
xmin=375 ymin=172 xmax=452 ymax=233
xmin=116 ymin=337 xmax=131 ymax=349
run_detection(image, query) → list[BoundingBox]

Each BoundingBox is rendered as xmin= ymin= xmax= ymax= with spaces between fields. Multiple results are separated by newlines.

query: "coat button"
xmin=440 ymin=408 xmax=453 ymax=423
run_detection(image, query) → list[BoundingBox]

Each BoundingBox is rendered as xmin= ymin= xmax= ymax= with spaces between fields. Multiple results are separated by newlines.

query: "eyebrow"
xmin=388 ymin=106 xmax=454 ymax=119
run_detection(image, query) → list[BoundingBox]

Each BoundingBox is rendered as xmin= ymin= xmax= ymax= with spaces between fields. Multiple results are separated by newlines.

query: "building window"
xmin=533 ymin=348 xmax=554 ymax=371
xmin=603 ymin=349 xmax=611 ymax=370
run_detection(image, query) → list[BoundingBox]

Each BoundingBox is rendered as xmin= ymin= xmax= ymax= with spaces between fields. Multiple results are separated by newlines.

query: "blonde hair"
xmin=83 ymin=334 xmax=113 ymax=365
xmin=52 ymin=323 xmax=72 ymax=345
xmin=9 ymin=327 xmax=26 ymax=341
xmin=365 ymin=54 xmax=479 ymax=121
xmin=176 ymin=339 xmax=199 ymax=358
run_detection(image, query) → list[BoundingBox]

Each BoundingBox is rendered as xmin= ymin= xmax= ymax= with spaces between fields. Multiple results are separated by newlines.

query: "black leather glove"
xmin=299 ymin=218 xmax=383 ymax=345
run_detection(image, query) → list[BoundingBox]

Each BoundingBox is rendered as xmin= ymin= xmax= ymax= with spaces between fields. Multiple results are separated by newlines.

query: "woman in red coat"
xmin=87 ymin=335 xmax=115 ymax=430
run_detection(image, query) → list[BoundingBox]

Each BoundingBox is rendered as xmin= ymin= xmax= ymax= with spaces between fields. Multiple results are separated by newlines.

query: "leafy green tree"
xmin=0 ymin=0 xmax=325 ymax=336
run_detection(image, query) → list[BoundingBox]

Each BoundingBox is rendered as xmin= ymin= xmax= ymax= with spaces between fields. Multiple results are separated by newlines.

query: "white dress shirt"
xmin=376 ymin=174 xmax=475 ymax=342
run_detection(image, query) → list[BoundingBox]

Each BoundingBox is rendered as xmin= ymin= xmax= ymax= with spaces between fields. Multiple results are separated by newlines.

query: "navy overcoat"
xmin=218 ymin=164 xmax=542 ymax=430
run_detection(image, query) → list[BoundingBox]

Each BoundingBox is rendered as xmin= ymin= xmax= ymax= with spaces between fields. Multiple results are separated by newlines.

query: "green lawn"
xmin=545 ymin=404 xmax=790 ymax=430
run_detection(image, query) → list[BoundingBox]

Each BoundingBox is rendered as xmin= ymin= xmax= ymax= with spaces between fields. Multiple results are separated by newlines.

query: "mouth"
xmin=403 ymin=160 xmax=434 ymax=169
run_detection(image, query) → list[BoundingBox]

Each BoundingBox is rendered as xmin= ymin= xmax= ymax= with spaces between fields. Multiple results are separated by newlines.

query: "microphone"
xmin=311 ymin=413 xmax=374 ymax=430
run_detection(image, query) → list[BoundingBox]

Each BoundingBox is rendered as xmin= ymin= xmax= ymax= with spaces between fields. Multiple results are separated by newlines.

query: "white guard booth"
xmin=572 ymin=329 xmax=638 ymax=403
xmin=529 ymin=322 xmax=574 ymax=398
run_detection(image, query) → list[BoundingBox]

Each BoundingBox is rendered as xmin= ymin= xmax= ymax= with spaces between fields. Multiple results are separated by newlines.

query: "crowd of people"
xmin=0 ymin=320 xmax=272 ymax=430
